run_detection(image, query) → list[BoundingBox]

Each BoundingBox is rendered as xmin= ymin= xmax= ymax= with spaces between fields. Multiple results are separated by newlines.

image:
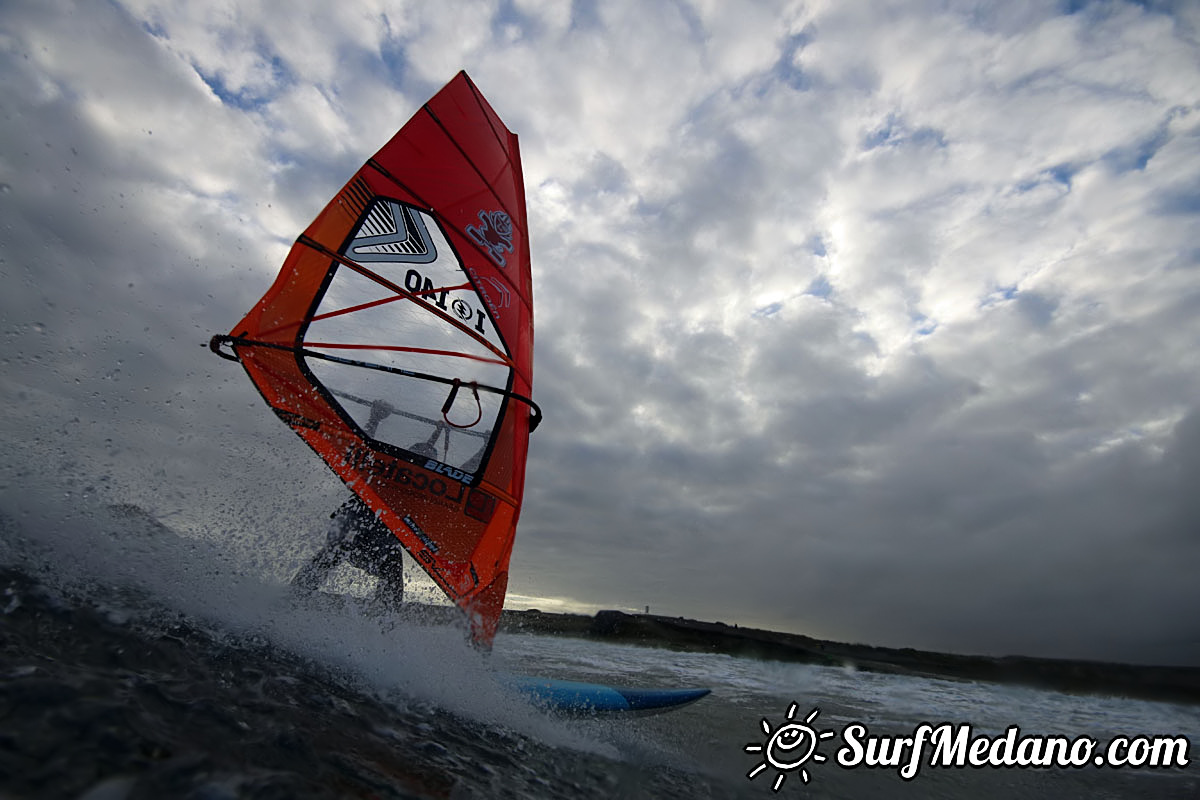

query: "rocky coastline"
xmin=499 ymin=608 xmax=1200 ymax=706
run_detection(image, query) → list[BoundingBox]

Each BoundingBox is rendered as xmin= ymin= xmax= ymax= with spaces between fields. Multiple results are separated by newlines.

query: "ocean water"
xmin=1 ymin=501 xmax=1196 ymax=799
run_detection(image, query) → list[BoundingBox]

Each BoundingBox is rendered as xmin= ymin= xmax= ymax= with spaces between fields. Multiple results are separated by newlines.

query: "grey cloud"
xmin=3 ymin=0 xmax=1199 ymax=668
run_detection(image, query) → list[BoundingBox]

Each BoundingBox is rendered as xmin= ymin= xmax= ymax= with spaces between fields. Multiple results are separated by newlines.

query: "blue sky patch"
xmin=805 ymin=275 xmax=832 ymax=299
xmin=753 ymin=301 xmax=784 ymax=318
xmin=861 ymin=114 xmax=948 ymax=151
xmin=772 ymin=31 xmax=813 ymax=92
xmin=194 ymin=58 xmax=289 ymax=111
xmin=1103 ymin=108 xmax=1184 ymax=174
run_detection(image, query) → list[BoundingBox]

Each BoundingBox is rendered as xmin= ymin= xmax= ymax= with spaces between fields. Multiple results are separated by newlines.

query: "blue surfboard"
xmin=501 ymin=674 xmax=710 ymax=715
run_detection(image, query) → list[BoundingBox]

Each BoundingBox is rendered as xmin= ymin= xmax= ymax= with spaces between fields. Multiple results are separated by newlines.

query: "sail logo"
xmin=271 ymin=407 xmax=322 ymax=431
xmin=467 ymin=268 xmax=510 ymax=328
xmin=466 ymin=210 xmax=514 ymax=267
xmin=424 ymin=459 xmax=476 ymax=485
xmin=402 ymin=514 xmax=439 ymax=553
xmin=451 ymin=297 xmax=473 ymax=321
xmin=478 ymin=275 xmax=511 ymax=309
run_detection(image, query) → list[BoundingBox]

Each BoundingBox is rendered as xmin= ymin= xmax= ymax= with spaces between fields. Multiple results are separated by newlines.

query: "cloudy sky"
xmin=2 ymin=0 xmax=1198 ymax=666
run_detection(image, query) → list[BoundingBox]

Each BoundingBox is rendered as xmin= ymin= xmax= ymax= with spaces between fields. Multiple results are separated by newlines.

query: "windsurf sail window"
xmin=302 ymin=200 xmax=511 ymax=474
xmin=210 ymin=72 xmax=537 ymax=647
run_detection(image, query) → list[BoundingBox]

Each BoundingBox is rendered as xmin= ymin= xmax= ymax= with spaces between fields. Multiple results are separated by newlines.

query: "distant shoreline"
xmin=499 ymin=608 xmax=1200 ymax=706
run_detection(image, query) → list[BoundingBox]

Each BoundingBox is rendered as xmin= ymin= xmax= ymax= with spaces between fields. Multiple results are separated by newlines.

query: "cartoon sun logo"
xmin=745 ymin=703 xmax=836 ymax=792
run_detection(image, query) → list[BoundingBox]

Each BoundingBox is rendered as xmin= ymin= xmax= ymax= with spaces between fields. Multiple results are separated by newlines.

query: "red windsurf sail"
xmin=212 ymin=72 xmax=537 ymax=646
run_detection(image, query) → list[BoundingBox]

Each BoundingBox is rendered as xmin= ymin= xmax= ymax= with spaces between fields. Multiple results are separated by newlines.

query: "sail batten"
xmin=304 ymin=342 xmax=511 ymax=365
xmin=213 ymin=72 xmax=536 ymax=647
xmin=296 ymin=233 xmax=513 ymax=364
